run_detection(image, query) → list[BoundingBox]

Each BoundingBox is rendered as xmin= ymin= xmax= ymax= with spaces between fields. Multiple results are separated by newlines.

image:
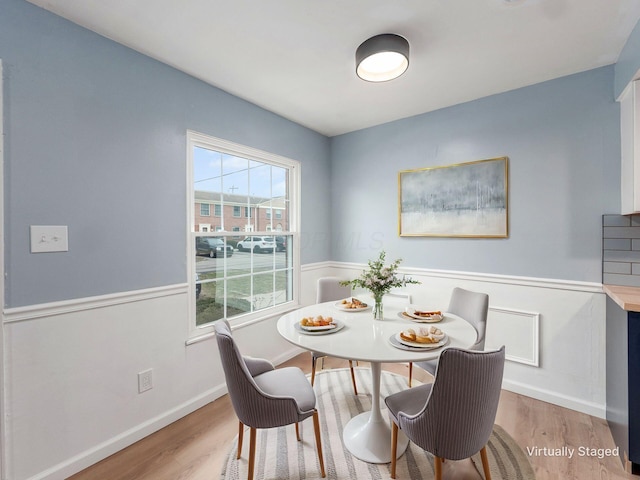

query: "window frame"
xmin=186 ymin=130 xmax=301 ymax=343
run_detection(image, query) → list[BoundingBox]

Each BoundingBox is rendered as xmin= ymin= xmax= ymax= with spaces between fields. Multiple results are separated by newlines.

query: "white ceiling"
xmin=27 ymin=0 xmax=640 ymax=137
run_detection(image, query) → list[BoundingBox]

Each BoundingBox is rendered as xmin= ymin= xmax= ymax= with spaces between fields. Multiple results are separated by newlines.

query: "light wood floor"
xmin=69 ymin=354 xmax=635 ymax=480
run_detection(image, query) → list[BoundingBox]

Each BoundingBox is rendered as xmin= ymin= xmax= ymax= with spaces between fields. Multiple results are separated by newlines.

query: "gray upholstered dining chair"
xmin=311 ymin=277 xmax=359 ymax=394
xmin=409 ymin=287 xmax=489 ymax=385
xmin=214 ymin=320 xmax=326 ymax=480
xmin=386 ymin=346 xmax=505 ymax=480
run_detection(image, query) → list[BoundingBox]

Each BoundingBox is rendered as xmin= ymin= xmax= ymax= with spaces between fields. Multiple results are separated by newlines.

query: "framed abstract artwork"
xmin=398 ymin=157 xmax=509 ymax=237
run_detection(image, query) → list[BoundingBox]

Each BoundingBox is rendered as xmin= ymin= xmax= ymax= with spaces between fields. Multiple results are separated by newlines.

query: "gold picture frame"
xmin=398 ymin=157 xmax=509 ymax=238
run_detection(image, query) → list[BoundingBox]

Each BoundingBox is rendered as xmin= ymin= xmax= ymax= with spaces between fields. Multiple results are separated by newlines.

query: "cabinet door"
xmin=620 ymin=80 xmax=640 ymax=214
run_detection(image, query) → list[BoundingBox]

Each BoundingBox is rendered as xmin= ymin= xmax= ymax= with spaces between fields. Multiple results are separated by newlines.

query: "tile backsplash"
xmin=603 ymin=214 xmax=640 ymax=287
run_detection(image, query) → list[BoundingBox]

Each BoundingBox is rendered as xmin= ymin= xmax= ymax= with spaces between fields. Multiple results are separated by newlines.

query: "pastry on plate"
xmin=300 ymin=315 xmax=334 ymax=327
xmin=340 ymin=297 xmax=368 ymax=309
xmin=400 ymin=326 xmax=444 ymax=344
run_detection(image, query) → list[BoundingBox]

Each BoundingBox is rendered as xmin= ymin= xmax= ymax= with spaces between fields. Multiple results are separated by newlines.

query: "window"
xmin=187 ymin=131 xmax=299 ymax=340
xmin=200 ymin=204 xmax=210 ymax=216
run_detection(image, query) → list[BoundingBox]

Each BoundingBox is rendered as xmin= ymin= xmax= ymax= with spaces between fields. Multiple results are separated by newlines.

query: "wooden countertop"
xmin=604 ymin=284 xmax=640 ymax=312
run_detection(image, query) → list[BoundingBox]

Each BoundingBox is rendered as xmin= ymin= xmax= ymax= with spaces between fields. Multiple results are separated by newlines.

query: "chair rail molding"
xmin=2 ymin=284 xmax=188 ymax=324
xmin=333 ymin=261 xmax=603 ymax=293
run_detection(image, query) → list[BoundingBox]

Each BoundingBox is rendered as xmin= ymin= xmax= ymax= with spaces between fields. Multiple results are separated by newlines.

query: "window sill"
xmin=185 ymin=302 xmax=301 ymax=346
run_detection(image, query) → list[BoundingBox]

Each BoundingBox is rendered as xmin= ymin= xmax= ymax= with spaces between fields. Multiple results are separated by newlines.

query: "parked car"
xmin=236 ymin=236 xmax=275 ymax=253
xmin=275 ymin=236 xmax=287 ymax=252
xmin=195 ymin=237 xmax=234 ymax=258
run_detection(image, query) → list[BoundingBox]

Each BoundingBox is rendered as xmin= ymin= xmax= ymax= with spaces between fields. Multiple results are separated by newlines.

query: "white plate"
xmin=389 ymin=334 xmax=437 ymax=351
xmin=404 ymin=305 xmax=444 ymax=322
xmin=333 ymin=299 xmax=371 ymax=311
xmin=395 ymin=332 xmax=448 ymax=350
xmin=400 ymin=311 xmax=444 ymax=323
xmin=294 ymin=320 xmax=345 ymax=335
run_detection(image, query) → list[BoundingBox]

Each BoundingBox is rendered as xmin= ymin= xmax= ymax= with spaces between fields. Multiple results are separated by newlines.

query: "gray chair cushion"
xmin=254 ymin=367 xmax=316 ymax=413
xmin=385 ymin=383 xmax=432 ymax=423
xmin=244 ymin=356 xmax=274 ymax=377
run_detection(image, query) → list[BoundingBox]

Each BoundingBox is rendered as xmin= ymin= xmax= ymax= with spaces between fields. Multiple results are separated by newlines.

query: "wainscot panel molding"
xmin=486 ymin=307 xmax=540 ymax=367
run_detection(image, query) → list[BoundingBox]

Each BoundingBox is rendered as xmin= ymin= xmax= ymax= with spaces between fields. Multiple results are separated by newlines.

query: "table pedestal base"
xmin=342 ymin=361 xmax=409 ymax=464
xmin=343 ymin=410 xmax=409 ymax=464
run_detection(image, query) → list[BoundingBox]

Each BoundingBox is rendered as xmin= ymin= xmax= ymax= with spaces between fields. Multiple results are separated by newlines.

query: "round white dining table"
xmin=276 ymin=297 xmax=478 ymax=464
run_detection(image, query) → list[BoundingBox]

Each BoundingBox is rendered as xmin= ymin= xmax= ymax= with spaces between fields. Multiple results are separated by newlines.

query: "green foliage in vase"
xmin=340 ymin=250 xmax=420 ymax=298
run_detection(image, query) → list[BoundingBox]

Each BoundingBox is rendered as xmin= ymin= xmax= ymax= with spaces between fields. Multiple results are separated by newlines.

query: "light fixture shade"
xmin=356 ymin=34 xmax=409 ymax=82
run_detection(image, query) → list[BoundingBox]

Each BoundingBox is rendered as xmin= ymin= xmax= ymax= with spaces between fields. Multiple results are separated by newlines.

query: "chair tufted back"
xmin=399 ymin=346 xmax=505 ymax=460
xmin=214 ymin=320 xmax=300 ymax=428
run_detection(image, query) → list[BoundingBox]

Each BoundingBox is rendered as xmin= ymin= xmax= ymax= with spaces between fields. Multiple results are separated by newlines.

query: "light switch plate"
xmin=30 ymin=225 xmax=69 ymax=253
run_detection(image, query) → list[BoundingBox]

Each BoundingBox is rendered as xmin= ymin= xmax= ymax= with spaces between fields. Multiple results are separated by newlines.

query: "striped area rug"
xmin=221 ymin=368 xmax=535 ymax=480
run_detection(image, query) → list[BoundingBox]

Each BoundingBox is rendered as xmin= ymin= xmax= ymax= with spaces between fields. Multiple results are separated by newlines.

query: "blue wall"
xmin=331 ymin=67 xmax=620 ymax=282
xmin=0 ymin=0 xmax=331 ymax=307
xmin=1 ymin=0 xmax=633 ymax=306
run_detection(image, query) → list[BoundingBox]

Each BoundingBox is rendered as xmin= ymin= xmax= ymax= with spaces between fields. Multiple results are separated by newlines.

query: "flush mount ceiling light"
xmin=356 ymin=34 xmax=410 ymax=82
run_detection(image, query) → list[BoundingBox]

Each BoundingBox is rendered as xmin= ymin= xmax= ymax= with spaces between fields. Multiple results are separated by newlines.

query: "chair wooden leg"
xmin=312 ymin=410 xmax=326 ymax=478
xmin=295 ymin=422 xmax=300 ymax=441
xmin=480 ymin=445 xmax=492 ymax=480
xmin=390 ymin=422 xmax=399 ymax=479
xmin=247 ymin=427 xmax=257 ymax=480
xmin=408 ymin=362 xmax=413 ymax=387
xmin=311 ymin=356 xmax=317 ymax=386
xmin=348 ymin=360 xmax=358 ymax=395
xmin=237 ymin=421 xmax=244 ymax=459
xmin=434 ymin=456 xmax=443 ymax=480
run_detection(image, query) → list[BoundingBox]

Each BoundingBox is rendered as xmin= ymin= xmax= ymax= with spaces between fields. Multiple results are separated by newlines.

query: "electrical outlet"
xmin=138 ymin=369 xmax=153 ymax=393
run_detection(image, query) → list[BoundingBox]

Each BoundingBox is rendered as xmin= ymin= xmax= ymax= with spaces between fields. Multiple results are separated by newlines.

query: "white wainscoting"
xmin=330 ymin=262 xmax=606 ymax=418
xmin=2 ymin=286 xmax=218 ymax=480
xmin=0 ymin=263 xmax=605 ymax=480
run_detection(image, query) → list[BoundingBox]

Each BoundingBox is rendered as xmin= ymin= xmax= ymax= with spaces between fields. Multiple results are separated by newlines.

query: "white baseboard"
xmin=272 ymin=346 xmax=306 ymax=366
xmin=502 ymin=379 xmax=606 ymax=419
